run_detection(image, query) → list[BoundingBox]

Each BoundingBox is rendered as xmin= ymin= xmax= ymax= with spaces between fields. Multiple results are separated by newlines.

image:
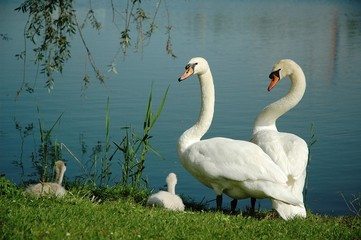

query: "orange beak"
xmin=268 ymin=75 xmax=280 ymax=91
xmin=178 ymin=64 xmax=195 ymax=82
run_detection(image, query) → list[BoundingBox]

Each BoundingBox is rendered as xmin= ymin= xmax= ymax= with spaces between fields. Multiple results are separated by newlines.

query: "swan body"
xmin=177 ymin=57 xmax=302 ymax=219
xmin=25 ymin=160 xmax=67 ymax=197
xmin=251 ymin=59 xmax=308 ymax=219
xmin=146 ymin=173 xmax=185 ymax=211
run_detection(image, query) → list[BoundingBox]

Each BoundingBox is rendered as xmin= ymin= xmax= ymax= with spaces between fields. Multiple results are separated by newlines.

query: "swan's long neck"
xmin=178 ymin=69 xmax=214 ymax=152
xmin=167 ymin=182 xmax=176 ymax=195
xmin=56 ymin=162 xmax=66 ymax=185
xmin=253 ymin=65 xmax=306 ymax=133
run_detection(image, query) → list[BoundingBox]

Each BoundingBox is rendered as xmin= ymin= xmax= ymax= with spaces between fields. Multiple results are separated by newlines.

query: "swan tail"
xmin=246 ymin=181 xmax=302 ymax=207
xmin=256 ymin=182 xmax=302 ymax=207
xmin=267 ymin=189 xmax=302 ymax=207
xmin=272 ymin=200 xmax=306 ymax=220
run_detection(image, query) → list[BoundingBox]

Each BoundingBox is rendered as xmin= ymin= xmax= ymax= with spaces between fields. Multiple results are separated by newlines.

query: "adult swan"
xmin=177 ymin=57 xmax=302 ymax=219
xmin=251 ymin=59 xmax=308 ymax=219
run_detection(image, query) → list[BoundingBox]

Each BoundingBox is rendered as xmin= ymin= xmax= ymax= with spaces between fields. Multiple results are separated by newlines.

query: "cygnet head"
xmin=55 ymin=160 xmax=66 ymax=185
xmin=166 ymin=173 xmax=177 ymax=186
xmin=55 ymin=160 xmax=66 ymax=172
xmin=268 ymin=59 xmax=299 ymax=91
xmin=178 ymin=57 xmax=209 ymax=81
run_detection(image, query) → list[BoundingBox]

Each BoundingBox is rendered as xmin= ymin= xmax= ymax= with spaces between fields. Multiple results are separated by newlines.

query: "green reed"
xmin=13 ymin=119 xmax=34 ymax=183
xmin=12 ymin=111 xmax=63 ymax=185
xmin=57 ymin=84 xmax=168 ymax=189
xmin=99 ymin=97 xmax=111 ymax=186
xmin=68 ymin=97 xmax=112 ymax=187
xmin=304 ymin=123 xmax=317 ymax=208
xmin=12 ymin=84 xmax=168 ymax=191
xmin=32 ymin=109 xmax=64 ymax=183
xmin=113 ymin=84 xmax=169 ymax=188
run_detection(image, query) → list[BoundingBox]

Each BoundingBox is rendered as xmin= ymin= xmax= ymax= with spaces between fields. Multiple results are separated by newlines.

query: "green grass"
xmin=1 ymin=187 xmax=360 ymax=240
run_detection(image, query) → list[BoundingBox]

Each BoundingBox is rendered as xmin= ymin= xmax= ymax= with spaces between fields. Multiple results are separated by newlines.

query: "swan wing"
xmin=251 ymin=130 xmax=308 ymax=179
xmin=279 ymin=132 xmax=308 ymax=178
xmin=181 ymin=137 xmax=288 ymax=185
xmin=272 ymin=200 xmax=306 ymax=220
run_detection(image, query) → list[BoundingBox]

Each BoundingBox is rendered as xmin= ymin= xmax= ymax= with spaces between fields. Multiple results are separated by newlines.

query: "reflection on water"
xmin=1 ymin=0 xmax=361 ymax=216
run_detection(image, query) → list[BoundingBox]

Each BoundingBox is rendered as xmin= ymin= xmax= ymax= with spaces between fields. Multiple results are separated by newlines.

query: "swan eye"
xmin=185 ymin=62 xmax=198 ymax=70
xmin=269 ymin=69 xmax=281 ymax=79
xmin=179 ymin=63 xmax=198 ymax=81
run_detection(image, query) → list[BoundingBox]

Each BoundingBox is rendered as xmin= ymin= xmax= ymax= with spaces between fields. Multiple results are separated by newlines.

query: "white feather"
xmin=177 ymin=57 xmax=301 ymax=219
xmin=25 ymin=160 xmax=67 ymax=197
xmin=146 ymin=173 xmax=185 ymax=211
xmin=251 ymin=59 xmax=308 ymax=219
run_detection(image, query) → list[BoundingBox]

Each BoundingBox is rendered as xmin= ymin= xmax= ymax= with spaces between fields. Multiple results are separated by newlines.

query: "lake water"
xmin=1 ymin=0 xmax=361 ymax=216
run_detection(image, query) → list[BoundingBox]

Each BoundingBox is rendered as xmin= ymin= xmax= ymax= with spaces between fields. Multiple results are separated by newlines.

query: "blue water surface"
xmin=1 ymin=0 xmax=361 ymax=216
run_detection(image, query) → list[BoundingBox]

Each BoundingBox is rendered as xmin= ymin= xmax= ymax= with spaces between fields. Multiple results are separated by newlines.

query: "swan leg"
xmin=230 ymin=199 xmax=237 ymax=212
xmin=216 ymin=195 xmax=223 ymax=210
xmin=250 ymin=197 xmax=256 ymax=214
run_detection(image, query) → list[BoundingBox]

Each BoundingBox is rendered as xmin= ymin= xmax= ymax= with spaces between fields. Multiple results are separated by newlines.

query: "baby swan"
xmin=25 ymin=160 xmax=67 ymax=197
xmin=146 ymin=173 xmax=185 ymax=211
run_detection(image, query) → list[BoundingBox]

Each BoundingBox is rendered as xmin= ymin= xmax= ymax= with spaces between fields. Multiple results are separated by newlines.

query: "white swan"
xmin=146 ymin=172 xmax=185 ymax=211
xmin=177 ymin=57 xmax=302 ymax=219
xmin=25 ymin=160 xmax=67 ymax=197
xmin=250 ymin=59 xmax=308 ymax=219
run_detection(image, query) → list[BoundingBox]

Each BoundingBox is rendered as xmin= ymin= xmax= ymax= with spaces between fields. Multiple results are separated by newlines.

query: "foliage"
xmin=13 ymin=120 xmax=34 ymax=181
xmin=31 ymin=110 xmax=63 ymax=183
xmin=0 ymin=189 xmax=360 ymax=240
xmin=0 ymin=33 xmax=10 ymax=41
xmin=0 ymin=176 xmax=19 ymax=196
xmin=113 ymin=84 xmax=169 ymax=188
xmin=8 ymin=113 xmax=63 ymax=185
xmin=57 ymin=84 xmax=168 ymax=188
xmin=14 ymin=85 xmax=168 ymax=188
xmin=304 ymin=122 xmax=317 ymax=207
xmin=15 ymin=0 xmax=76 ymax=94
xmin=14 ymin=0 xmax=176 ymax=95
xmin=68 ymin=184 xmax=150 ymax=204
xmin=94 ymin=97 xmax=112 ymax=186
xmin=341 ymin=192 xmax=361 ymax=217
xmin=164 ymin=0 xmax=176 ymax=58
xmin=75 ymin=97 xmax=112 ymax=187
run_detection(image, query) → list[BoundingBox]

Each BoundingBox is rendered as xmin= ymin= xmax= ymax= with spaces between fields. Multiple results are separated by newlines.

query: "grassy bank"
xmin=1 ymin=186 xmax=360 ymax=240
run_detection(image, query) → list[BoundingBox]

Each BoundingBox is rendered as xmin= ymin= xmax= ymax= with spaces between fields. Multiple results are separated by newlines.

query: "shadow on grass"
xmin=181 ymin=194 xmax=281 ymax=220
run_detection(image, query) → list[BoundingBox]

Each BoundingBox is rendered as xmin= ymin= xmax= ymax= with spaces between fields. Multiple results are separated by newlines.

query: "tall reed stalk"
xmin=85 ymin=98 xmax=112 ymax=187
xmin=14 ymin=120 xmax=34 ymax=183
xmin=114 ymin=84 xmax=169 ymax=188
xmin=100 ymin=97 xmax=112 ymax=185
xmin=61 ymin=85 xmax=168 ymax=188
xmin=35 ymin=109 xmax=63 ymax=182
xmin=304 ymin=123 xmax=317 ymax=208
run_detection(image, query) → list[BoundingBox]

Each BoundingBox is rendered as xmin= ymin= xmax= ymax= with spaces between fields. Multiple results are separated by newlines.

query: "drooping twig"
xmin=164 ymin=0 xmax=176 ymax=58
xmin=74 ymin=14 xmax=105 ymax=85
xmin=340 ymin=192 xmax=361 ymax=217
